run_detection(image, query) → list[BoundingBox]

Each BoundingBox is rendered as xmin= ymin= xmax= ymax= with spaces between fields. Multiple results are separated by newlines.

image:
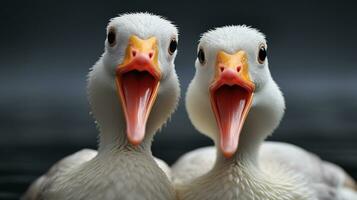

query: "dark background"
xmin=1 ymin=0 xmax=356 ymax=199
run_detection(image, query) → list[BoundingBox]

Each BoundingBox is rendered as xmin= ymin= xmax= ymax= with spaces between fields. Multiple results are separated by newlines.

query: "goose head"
xmin=88 ymin=13 xmax=180 ymax=150
xmin=186 ymin=26 xmax=285 ymax=158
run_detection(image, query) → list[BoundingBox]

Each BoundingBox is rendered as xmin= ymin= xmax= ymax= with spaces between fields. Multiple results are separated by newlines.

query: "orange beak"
xmin=209 ymin=51 xmax=255 ymax=158
xmin=115 ymin=35 xmax=161 ymax=146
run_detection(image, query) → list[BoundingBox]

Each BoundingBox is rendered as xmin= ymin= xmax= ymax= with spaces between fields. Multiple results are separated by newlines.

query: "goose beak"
xmin=115 ymin=35 xmax=161 ymax=146
xmin=210 ymin=51 xmax=255 ymax=158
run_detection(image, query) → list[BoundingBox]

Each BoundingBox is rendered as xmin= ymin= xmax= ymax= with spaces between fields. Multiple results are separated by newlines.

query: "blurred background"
xmin=1 ymin=0 xmax=356 ymax=199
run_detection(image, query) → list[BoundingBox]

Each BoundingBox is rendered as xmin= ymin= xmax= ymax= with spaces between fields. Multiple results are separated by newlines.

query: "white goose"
xmin=172 ymin=26 xmax=357 ymax=200
xmin=23 ymin=13 xmax=180 ymax=200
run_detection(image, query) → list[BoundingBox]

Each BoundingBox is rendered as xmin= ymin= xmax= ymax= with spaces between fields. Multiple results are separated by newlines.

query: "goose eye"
xmin=168 ymin=39 xmax=177 ymax=55
xmin=258 ymin=45 xmax=267 ymax=64
xmin=107 ymin=29 xmax=116 ymax=46
xmin=198 ymin=48 xmax=205 ymax=64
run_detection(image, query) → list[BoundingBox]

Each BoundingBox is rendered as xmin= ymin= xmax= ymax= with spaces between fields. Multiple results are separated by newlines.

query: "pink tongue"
xmin=121 ymin=70 xmax=157 ymax=145
xmin=213 ymin=85 xmax=248 ymax=157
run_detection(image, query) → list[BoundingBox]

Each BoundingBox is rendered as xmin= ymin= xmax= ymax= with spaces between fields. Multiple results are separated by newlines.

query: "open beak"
xmin=115 ymin=35 xmax=161 ymax=146
xmin=209 ymin=51 xmax=255 ymax=158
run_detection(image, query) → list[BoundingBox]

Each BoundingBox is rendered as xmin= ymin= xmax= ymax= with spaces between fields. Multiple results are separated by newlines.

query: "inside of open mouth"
xmin=119 ymin=70 xmax=159 ymax=133
xmin=212 ymin=84 xmax=250 ymax=149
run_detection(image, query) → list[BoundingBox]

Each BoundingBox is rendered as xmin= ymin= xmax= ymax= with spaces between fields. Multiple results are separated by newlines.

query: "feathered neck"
xmin=87 ymin=59 xmax=154 ymax=154
xmin=198 ymin=80 xmax=314 ymax=200
xmin=185 ymin=152 xmax=315 ymax=200
xmin=179 ymin=82 xmax=314 ymax=200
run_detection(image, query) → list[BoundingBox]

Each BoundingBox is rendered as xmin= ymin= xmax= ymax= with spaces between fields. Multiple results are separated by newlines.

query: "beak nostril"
xmin=148 ymin=52 xmax=154 ymax=59
xmin=236 ymin=66 xmax=241 ymax=72
xmin=220 ymin=67 xmax=225 ymax=73
xmin=132 ymin=50 xmax=137 ymax=57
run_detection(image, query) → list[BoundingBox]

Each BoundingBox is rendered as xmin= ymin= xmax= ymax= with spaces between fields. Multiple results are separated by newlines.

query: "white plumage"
xmin=172 ymin=25 xmax=357 ymax=200
xmin=173 ymin=144 xmax=357 ymax=199
xmin=23 ymin=13 xmax=180 ymax=200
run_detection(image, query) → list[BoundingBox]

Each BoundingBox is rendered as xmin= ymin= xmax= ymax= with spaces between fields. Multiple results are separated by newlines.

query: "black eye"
xmin=198 ymin=48 xmax=205 ymax=64
xmin=107 ymin=29 xmax=116 ymax=46
xmin=258 ymin=45 xmax=267 ymax=64
xmin=168 ymin=39 xmax=177 ymax=55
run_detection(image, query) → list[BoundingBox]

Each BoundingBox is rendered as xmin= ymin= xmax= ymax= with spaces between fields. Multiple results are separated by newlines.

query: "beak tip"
xmin=222 ymin=149 xmax=236 ymax=159
xmin=127 ymin=129 xmax=145 ymax=146
xmin=221 ymin=143 xmax=238 ymax=159
xmin=128 ymin=136 xmax=144 ymax=146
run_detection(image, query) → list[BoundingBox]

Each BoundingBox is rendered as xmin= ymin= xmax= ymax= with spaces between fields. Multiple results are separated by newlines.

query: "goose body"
xmin=23 ymin=13 xmax=180 ymax=200
xmin=173 ymin=143 xmax=356 ymax=199
xmin=173 ymin=25 xmax=356 ymax=200
xmin=26 ymin=148 xmax=173 ymax=200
